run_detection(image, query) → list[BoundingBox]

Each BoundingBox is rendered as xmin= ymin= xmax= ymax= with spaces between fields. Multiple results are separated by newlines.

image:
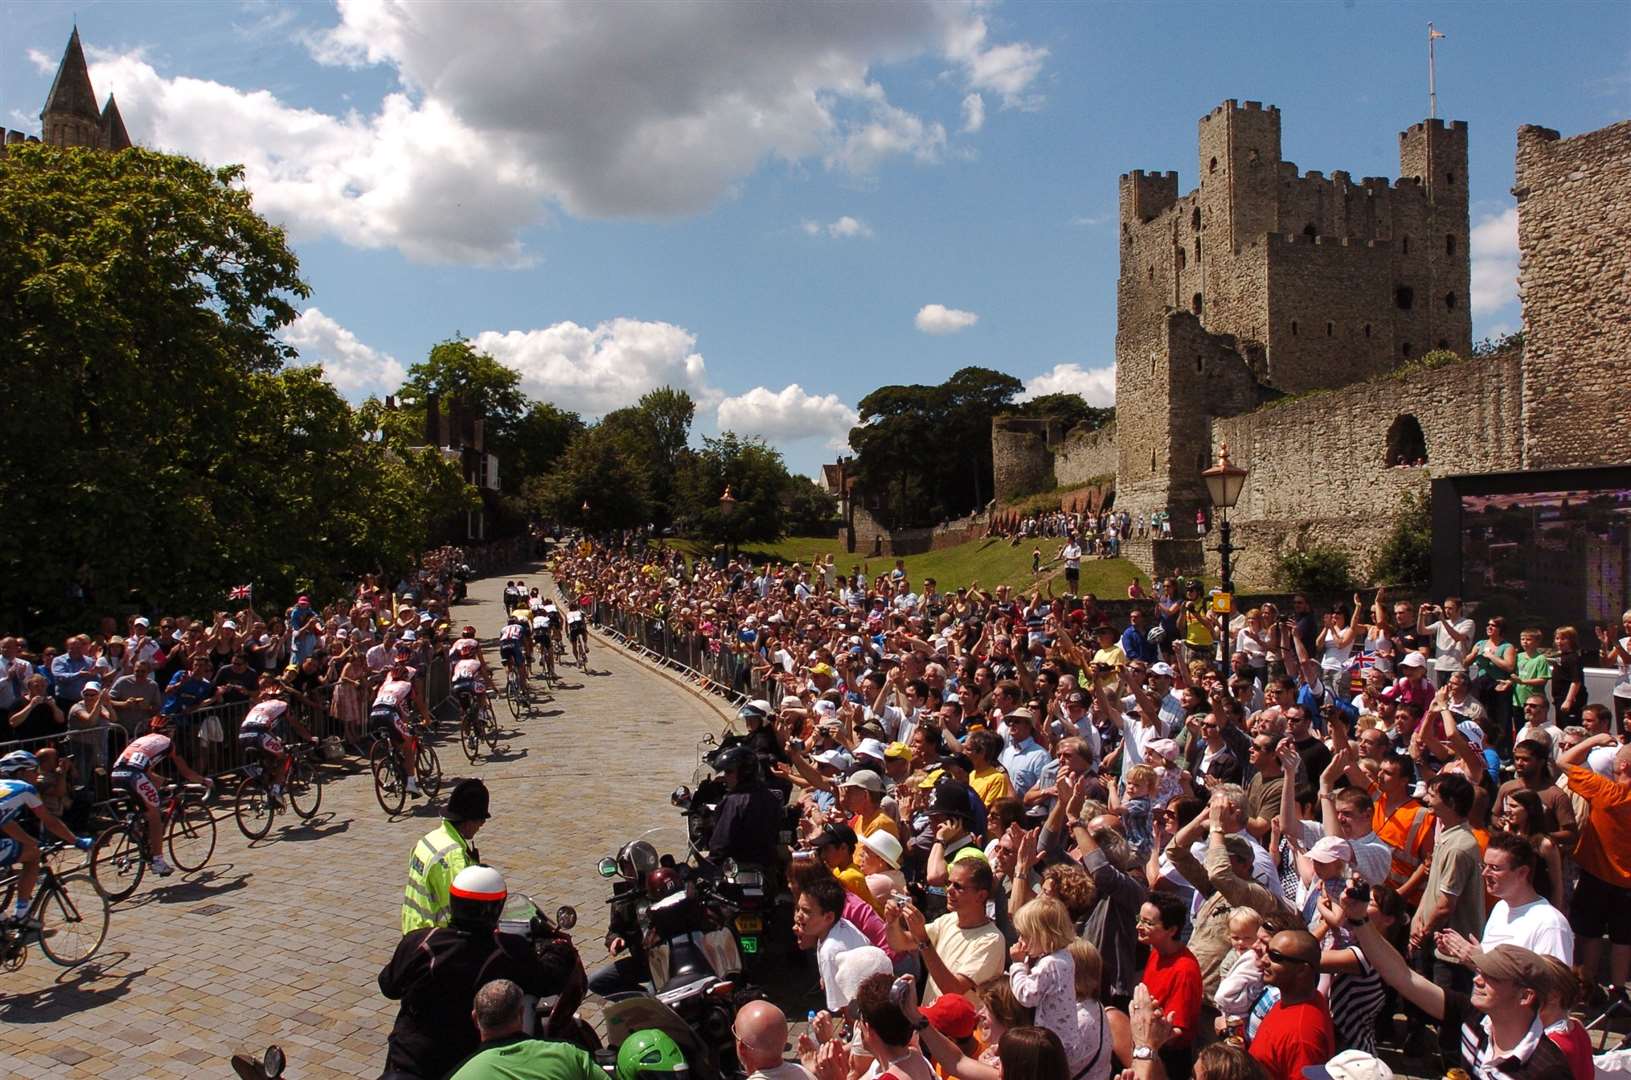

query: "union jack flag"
xmin=229 ymin=584 xmax=253 ymax=601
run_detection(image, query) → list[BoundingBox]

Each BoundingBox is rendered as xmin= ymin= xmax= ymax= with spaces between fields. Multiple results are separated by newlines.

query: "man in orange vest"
xmin=1370 ymin=752 xmax=1434 ymax=906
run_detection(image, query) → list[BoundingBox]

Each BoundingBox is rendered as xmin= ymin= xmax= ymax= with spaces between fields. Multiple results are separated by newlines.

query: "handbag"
xmin=1071 ymin=1002 xmax=1107 ymax=1080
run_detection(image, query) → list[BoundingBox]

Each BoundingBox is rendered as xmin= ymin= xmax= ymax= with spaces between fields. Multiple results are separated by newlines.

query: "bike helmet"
xmin=645 ymin=866 xmax=683 ymax=900
xmin=448 ymin=865 xmax=508 ymax=932
xmin=0 ymin=750 xmax=39 ymax=776
xmin=736 ymin=700 xmax=769 ymax=726
xmin=616 ymin=1030 xmax=690 ymax=1080
xmin=150 ymin=713 xmax=174 ymax=732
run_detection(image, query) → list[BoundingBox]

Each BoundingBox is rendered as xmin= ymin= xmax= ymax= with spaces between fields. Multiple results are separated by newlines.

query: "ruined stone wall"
xmin=1514 ymin=121 xmax=1631 ymax=470
xmin=992 ymin=418 xmax=1062 ymax=504
xmin=1053 ymin=421 xmax=1118 ymax=487
xmin=1207 ymin=351 xmax=1523 ymax=587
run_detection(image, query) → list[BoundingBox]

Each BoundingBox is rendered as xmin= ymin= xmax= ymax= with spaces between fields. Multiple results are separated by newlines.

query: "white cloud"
xmin=471 ymin=318 xmax=717 ymax=417
xmin=1019 ymin=362 xmax=1116 ymax=406
xmin=71 ymin=3 xmax=1042 ymax=264
xmin=1070 ymin=213 xmax=1110 ymax=227
xmin=1470 ymin=206 xmax=1519 ymax=316
xmin=280 ymin=307 xmax=406 ymax=398
xmin=960 ymin=92 xmax=985 ymax=134
xmin=717 ymin=384 xmax=859 ymax=449
xmin=915 ymin=303 xmax=979 ymax=334
xmin=801 ymin=215 xmax=874 ymax=239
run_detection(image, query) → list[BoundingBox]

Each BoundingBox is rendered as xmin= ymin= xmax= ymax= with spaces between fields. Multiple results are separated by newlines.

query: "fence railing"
xmin=589 ymin=601 xmax=791 ymax=713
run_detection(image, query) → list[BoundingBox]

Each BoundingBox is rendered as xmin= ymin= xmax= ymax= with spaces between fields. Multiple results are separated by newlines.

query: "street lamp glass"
xmin=1202 ymin=447 xmax=1248 ymax=509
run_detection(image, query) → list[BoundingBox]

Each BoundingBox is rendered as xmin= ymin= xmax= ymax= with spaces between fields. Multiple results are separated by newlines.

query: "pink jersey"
xmin=452 ymin=657 xmax=484 ymax=680
xmin=241 ymin=699 xmax=289 ymax=734
xmin=116 ymin=733 xmax=174 ymax=771
xmin=451 ymin=637 xmax=480 ymax=659
xmin=375 ymin=671 xmax=416 ymax=710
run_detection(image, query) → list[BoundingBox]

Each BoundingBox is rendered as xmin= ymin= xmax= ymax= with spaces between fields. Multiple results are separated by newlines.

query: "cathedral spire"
xmin=42 ymin=27 xmax=101 ymax=124
xmin=100 ymin=94 xmax=131 ymax=151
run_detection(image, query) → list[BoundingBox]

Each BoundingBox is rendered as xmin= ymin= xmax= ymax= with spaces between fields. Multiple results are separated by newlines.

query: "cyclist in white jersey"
xmin=371 ymin=654 xmax=430 ymax=797
xmin=239 ymin=678 xmax=318 ymax=808
xmin=0 ymin=751 xmax=93 ymax=927
xmin=497 ymin=617 xmax=530 ymax=683
xmin=111 ymin=714 xmax=212 ymax=876
xmin=448 ymin=626 xmax=494 ymax=696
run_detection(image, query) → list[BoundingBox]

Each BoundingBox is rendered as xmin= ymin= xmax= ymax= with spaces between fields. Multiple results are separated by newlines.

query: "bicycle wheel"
xmin=371 ymin=741 xmax=406 ymax=815
xmin=36 ymin=872 xmax=109 ymax=966
xmin=459 ymin=708 xmax=481 ymax=764
xmin=287 ymin=757 xmax=323 ymax=819
xmin=233 ymin=774 xmax=276 ymax=841
xmin=481 ymin=705 xmax=500 ymax=752
xmin=416 ymin=744 xmax=443 ymax=798
xmin=505 ymin=676 xmax=523 ymax=720
xmin=168 ymin=797 xmax=217 ymax=872
xmin=89 ymin=824 xmax=144 ymax=902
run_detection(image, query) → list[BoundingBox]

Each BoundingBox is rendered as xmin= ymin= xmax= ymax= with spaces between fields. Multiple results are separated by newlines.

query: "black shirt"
xmin=706 ymin=784 xmax=785 ymax=865
xmin=1437 ymin=989 xmax=1573 ymax=1079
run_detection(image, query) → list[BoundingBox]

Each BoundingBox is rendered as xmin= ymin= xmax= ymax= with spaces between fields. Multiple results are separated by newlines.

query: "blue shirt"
xmin=0 ymin=779 xmax=43 ymax=827
xmin=999 ymin=737 xmax=1050 ymax=798
xmin=163 ymin=672 xmax=214 ymax=716
xmin=49 ymin=653 xmax=95 ymax=698
xmin=1120 ymin=625 xmax=1158 ymax=664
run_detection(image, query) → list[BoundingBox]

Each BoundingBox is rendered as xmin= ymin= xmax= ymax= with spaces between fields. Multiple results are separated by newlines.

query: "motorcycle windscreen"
xmin=646 ymin=929 xmax=742 ymax=988
xmin=601 ymin=995 xmax=714 ymax=1069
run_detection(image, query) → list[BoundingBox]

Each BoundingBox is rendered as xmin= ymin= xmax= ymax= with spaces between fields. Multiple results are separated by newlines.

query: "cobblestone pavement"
xmin=0 ymin=563 xmax=730 ymax=1080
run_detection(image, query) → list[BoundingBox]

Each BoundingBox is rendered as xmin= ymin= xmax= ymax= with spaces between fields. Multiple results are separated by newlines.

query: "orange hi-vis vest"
xmin=1373 ymin=794 xmax=1435 ymax=904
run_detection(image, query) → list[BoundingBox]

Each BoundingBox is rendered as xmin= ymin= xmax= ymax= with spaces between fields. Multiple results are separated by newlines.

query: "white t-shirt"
xmin=1615 ymin=636 xmax=1631 ymax=699
xmin=749 ymin=1063 xmax=817 ymax=1080
xmin=1062 ymin=544 xmax=1082 ymax=570
xmin=1428 ymin=618 xmax=1476 ymax=672
xmin=816 ymin=918 xmax=872 ymax=1010
xmin=1480 ymin=897 xmax=1574 ymax=964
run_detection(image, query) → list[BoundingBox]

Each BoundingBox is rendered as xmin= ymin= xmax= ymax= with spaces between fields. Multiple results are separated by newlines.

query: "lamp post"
xmin=719 ymin=486 xmax=736 ymax=564
xmin=1201 ymin=443 xmax=1248 ymax=680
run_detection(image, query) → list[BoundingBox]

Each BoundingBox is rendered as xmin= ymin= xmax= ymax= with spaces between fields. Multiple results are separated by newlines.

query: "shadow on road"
xmin=0 ymin=952 xmax=146 ymax=1024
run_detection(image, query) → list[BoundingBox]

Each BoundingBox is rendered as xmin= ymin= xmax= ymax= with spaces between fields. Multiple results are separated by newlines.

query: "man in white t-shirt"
xmin=795 ymin=876 xmax=870 ymax=1011
xmin=888 ymin=859 xmax=1006 ymax=1006
xmin=1059 ymin=536 xmax=1083 ymax=593
xmin=1419 ymin=597 xmax=1476 ymax=688
xmin=1435 ymin=831 xmax=1573 ymax=966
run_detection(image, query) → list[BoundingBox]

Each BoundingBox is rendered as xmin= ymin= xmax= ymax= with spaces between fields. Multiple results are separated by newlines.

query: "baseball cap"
xmin=1456 ymin=720 xmax=1486 ymax=749
xmin=1470 ymin=944 xmax=1553 ymax=992
xmin=840 ymin=769 xmax=887 ymax=794
xmin=1146 ymin=738 xmax=1180 ymax=761
xmin=400 ymin=629 xmax=418 ymax=642
xmin=1005 ymin=708 xmax=1035 ymax=726
xmin=857 ymin=830 xmax=903 ymax=869
xmin=133 ymin=616 xmax=150 ymax=627
xmin=222 ymin=619 xmax=238 ymax=630
xmin=810 ymin=662 xmax=835 ymax=677
xmin=296 ymin=594 xmax=310 ymax=605
xmin=812 ymin=749 xmax=850 ymax=771
xmin=82 ymin=681 xmax=102 ymax=695
xmin=1399 ymin=652 xmax=1427 ymax=669
xmin=1303 ymin=1050 xmax=1394 ymax=1080
xmin=921 ymin=992 xmax=979 ymax=1040
xmin=855 ymin=738 xmax=889 ymax=764
xmin=883 ymin=741 xmax=912 ymax=761
xmin=1308 ymin=836 xmax=1353 ymax=864
xmin=1149 ymin=662 xmax=1176 ymax=677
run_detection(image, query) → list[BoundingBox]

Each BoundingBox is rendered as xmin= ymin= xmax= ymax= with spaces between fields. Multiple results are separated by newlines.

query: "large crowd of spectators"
xmin=558 ymin=539 xmax=1631 ymax=1080
xmin=0 ymin=545 xmax=477 ymax=820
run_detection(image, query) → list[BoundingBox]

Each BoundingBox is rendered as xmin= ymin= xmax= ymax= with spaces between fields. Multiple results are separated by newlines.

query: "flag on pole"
xmin=229 ymin=584 xmax=253 ymax=601
xmin=1428 ymin=25 xmax=1446 ymax=40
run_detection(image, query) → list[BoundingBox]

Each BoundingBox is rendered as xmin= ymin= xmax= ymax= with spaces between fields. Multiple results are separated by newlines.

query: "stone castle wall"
xmin=1514 ymin=121 xmax=1631 ymax=470
xmin=1053 ymin=420 xmax=1118 ymax=487
xmin=1206 ymin=351 xmax=1524 ymax=587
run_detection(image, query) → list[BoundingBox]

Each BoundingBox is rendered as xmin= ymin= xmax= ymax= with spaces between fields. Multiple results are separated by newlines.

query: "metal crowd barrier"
xmin=587 ymin=601 xmax=790 ymax=712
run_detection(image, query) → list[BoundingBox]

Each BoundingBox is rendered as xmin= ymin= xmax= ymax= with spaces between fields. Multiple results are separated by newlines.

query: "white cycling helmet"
xmin=0 ymin=750 xmax=39 ymax=776
xmin=448 ymin=865 xmax=508 ymax=931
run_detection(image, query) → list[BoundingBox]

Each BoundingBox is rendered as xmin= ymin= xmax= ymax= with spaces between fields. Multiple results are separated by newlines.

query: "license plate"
xmin=735 ymin=915 xmax=763 ymax=933
xmin=739 ymin=937 xmax=759 ymax=954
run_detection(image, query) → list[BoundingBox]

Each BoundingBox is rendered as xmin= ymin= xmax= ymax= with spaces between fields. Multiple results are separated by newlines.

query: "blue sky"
xmin=5 ymin=1 xmax=1627 ymax=475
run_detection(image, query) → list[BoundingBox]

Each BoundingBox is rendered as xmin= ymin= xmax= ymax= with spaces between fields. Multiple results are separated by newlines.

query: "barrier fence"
xmin=589 ymin=601 xmax=789 ymax=713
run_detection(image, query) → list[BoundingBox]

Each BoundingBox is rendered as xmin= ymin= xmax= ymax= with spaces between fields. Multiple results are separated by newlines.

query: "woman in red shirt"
xmin=1137 ymin=893 xmax=1202 ymax=1078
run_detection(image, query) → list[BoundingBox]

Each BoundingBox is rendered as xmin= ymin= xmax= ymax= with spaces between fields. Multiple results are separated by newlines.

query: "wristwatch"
xmin=912 ymin=1016 xmax=929 ymax=1032
xmin=1346 ymin=918 xmax=1366 ymax=928
xmin=1132 ymin=1047 xmax=1154 ymax=1061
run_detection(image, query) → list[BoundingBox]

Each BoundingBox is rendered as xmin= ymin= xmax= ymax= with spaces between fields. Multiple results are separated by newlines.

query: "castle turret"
xmin=99 ymin=94 xmax=131 ymax=151
xmin=1196 ymin=99 xmax=1284 ymax=252
xmin=1396 ymin=119 xmax=1472 ymax=355
xmin=41 ymin=27 xmax=104 ymax=148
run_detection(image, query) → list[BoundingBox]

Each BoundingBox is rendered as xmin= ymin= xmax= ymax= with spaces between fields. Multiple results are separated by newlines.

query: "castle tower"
xmin=40 ymin=28 xmax=105 ymax=148
xmin=1396 ymin=119 xmax=1472 ymax=356
xmin=99 ymin=95 xmax=132 ymax=151
xmin=1196 ymin=100 xmax=1284 ymax=254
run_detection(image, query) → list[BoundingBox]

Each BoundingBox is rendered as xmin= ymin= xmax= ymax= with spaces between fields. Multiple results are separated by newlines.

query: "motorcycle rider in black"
xmin=378 ymin=866 xmax=579 ymax=1080
xmin=705 ymin=744 xmax=784 ymax=866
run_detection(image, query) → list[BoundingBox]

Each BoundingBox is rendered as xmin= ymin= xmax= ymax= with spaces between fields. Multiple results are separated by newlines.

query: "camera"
xmin=1346 ymin=880 xmax=1371 ymax=904
xmin=788 ymin=737 xmax=805 ymax=753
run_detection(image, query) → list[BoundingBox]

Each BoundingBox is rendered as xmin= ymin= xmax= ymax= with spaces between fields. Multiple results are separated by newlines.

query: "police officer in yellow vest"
xmin=401 ymin=778 xmax=490 ymax=934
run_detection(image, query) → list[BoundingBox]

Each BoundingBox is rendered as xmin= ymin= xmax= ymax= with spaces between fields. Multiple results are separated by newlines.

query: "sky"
xmin=5 ymin=1 xmax=1628 ymax=476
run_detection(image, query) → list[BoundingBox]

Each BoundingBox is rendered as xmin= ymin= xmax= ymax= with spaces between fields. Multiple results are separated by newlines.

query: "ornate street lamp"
xmin=1201 ymin=444 xmax=1248 ymax=678
xmin=719 ymin=486 xmax=737 ymax=562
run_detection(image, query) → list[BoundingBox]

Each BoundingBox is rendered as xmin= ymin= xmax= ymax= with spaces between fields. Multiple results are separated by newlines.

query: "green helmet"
xmin=616 ymin=1030 xmax=689 ymax=1080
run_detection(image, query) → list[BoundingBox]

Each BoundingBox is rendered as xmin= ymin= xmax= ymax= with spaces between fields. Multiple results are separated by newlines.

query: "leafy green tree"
xmin=509 ymin=401 xmax=586 ymax=481
xmin=1015 ymin=393 xmax=1113 ymax=435
xmin=598 ymin=387 xmax=695 ymax=526
xmin=0 ymin=145 xmax=307 ymax=627
xmin=397 ymin=337 xmax=528 ymax=449
xmin=1370 ymin=490 xmax=1432 ymax=586
xmin=784 ymin=475 xmax=840 ymax=536
xmin=679 ymin=433 xmax=790 ymax=547
xmin=530 ymin=426 xmax=651 ymax=533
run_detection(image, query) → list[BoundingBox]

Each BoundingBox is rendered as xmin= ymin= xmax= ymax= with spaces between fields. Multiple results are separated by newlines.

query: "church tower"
xmin=40 ymin=28 xmax=114 ymax=149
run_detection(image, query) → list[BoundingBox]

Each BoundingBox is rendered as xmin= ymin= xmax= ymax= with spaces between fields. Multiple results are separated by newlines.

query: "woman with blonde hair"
xmin=1009 ymin=898 xmax=1086 ymax=1072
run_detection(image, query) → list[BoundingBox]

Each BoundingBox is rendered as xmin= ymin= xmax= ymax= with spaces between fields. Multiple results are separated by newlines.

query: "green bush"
xmin=1277 ymin=541 xmax=1354 ymax=594
xmin=1370 ymin=490 xmax=1432 ymax=587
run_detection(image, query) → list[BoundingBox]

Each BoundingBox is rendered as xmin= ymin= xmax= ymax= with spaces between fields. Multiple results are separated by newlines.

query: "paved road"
xmin=0 ymin=563 xmax=729 ymax=1080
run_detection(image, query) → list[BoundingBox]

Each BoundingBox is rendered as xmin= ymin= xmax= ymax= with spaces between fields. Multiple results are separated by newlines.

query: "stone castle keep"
xmin=992 ymin=99 xmax=1630 ymax=587
xmin=3 ymin=28 xmax=133 ymax=152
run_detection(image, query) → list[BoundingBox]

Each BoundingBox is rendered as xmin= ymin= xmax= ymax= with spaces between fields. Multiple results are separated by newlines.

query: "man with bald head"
xmin=448 ymin=978 xmax=602 ymax=1080
xmin=733 ymin=1000 xmax=812 ymax=1080
xmin=1246 ymin=930 xmax=1334 ymax=1080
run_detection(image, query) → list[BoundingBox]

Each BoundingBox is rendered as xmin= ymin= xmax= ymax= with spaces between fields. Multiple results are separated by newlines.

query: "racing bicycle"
xmin=233 ymin=743 xmax=324 ymax=840
xmin=0 ymin=841 xmax=109 ymax=970
xmin=369 ymin=725 xmax=443 ymax=815
xmin=89 ymin=782 xmax=217 ymax=902
xmin=457 ymin=687 xmax=501 ymax=764
xmin=503 ymin=664 xmax=529 ymax=720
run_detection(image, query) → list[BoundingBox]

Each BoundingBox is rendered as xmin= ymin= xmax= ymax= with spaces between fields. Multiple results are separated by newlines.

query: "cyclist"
xmin=497 ymin=615 xmax=530 ymax=685
xmin=542 ymin=599 xmax=566 ymax=660
xmin=565 ymin=603 xmax=590 ymax=667
xmin=530 ymin=607 xmax=557 ymax=681
xmin=239 ymin=677 xmax=318 ymax=809
xmin=509 ymin=596 xmax=535 ymax=669
xmin=0 ymin=751 xmax=94 ymax=927
xmin=110 ymin=714 xmax=213 ymax=877
xmin=372 ymin=652 xmax=431 ymax=798
xmin=448 ymin=626 xmax=494 ymax=699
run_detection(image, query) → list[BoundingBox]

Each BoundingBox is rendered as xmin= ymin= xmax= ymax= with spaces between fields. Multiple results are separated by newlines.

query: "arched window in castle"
xmin=1395 ymin=286 xmax=1414 ymax=311
xmin=1209 ymin=157 xmax=1218 ymax=174
xmin=1437 ymin=339 xmax=1449 ymax=350
xmin=1196 ymin=356 xmax=1204 ymax=373
xmin=1364 ymin=323 xmax=1372 ymax=339
xmin=1385 ymin=415 xmax=1428 ymax=467
xmin=1444 ymin=292 xmax=1457 ymax=310
xmin=1191 ymin=207 xmax=1201 ymax=231
xmin=1326 ymin=321 xmax=1334 ymax=337
xmin=1445 ymin=234 xmax=1456 ymax=256
xmin=1192 ymin=293 xmax=1203 ymax=315
xmin=1302 ymin=223 xmax=1317 ymax=239
xmin=1291 ymin=320 xmax=1299 ymax=337
xmin=1401 ymin=235 xmax=1410 ymax=254
xmin=1445 ymin=171 xmax=1456 ymax=187
xmin=1177 ymin=247 xmax=1187 ymax=271
xmin=1150 ymin=448 xmax=1157 ymax=474
xmin=1401 ymin=342 xmax=1413 ymax=357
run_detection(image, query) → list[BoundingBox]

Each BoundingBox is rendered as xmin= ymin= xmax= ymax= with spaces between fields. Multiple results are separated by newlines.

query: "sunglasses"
xmin=1265 ymin=948 xmax=1312 ymax=965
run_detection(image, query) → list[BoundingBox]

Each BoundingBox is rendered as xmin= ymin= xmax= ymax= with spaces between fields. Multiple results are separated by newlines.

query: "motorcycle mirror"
xmin=556 ymin=905 xmax=577 ymax=931
xmin=670 ymin=785 xmax=692 ymax=809
xmin=264 ymin=1046 xmax=286 ymax=1078
xmin=597 ymin=857 xmax=619 ymax=878
xmin=720 ymin=857 xmax=739 ymax=883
